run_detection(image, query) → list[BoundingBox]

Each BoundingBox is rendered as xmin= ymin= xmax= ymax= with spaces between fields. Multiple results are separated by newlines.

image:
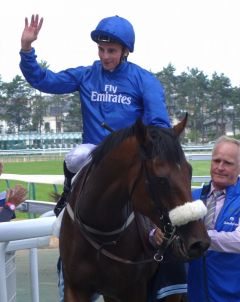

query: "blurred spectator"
xmin=0 ymin=162 xmax=27 ymax=222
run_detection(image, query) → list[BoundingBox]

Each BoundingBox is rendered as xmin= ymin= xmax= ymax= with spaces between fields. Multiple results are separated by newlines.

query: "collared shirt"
xmin=207 ymin=184 xmax=240 ymax=253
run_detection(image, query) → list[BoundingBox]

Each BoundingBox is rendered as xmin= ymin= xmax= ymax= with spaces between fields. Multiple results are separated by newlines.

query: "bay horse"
xmin=59 ymin=115 xmax=210 ymax=302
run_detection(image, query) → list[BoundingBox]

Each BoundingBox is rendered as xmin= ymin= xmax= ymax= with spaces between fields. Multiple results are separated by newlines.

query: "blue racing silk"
xmin=188 ymin=179 xmax=240 ymax=302
xmin=20 ymin=49 xmax=171 ymax=144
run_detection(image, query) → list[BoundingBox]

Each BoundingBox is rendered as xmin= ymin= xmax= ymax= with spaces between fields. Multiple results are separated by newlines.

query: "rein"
xmin=67 ymin=204 xmax=135 ymax=236
xmin=67 ymin=202 xmax=176 ymax=265
xmin=66 ymin=157 xmax=177 ymax=265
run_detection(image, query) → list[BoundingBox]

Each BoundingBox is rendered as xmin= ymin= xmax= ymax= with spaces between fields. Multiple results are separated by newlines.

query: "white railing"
xmin=0 ymin=174 xmax=60 ymax=302
xmin=0 ymin=174 xmax=64 ymax=185
xmin=185 ymin=153 xmax=212 ymax=160
xmin=0 ymin=215 xmax=56 ymax=302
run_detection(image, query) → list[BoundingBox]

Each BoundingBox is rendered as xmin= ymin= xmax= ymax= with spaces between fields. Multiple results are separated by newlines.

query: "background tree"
xmin=3 ymin=76 xmax=31 ymax=132
xmin=63 ymin=92 xmax=82 ymax=132
xmin=29 ymin=60 xmax=51 ymax=132
xmin=156 ymin=64 xmax=178 ymax=118
xmin=227 ymin=86 xmax=240 ymax=137
xmin=176 ymin=68 xmax=209 ymax=142
xmin=208 ymin=73 xmax=231 ymax=137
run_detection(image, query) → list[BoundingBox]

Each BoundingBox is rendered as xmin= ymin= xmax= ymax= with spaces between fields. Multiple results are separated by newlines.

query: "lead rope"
xmin=154 ymin=226 xmax=177 ymax=262
xmin=66 ymin=201 xmax=178 ymax=265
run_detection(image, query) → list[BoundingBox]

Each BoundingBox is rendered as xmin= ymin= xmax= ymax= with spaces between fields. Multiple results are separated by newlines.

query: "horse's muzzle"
xmin=173 ymin=221 xmax=211 ymax=260
xmin=187 ymin=238 xmax=210 ymax=259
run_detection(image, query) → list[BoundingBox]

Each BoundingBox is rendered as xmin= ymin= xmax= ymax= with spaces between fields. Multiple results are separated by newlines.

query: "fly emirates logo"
xmin=91 ymin=85 xmax=131 ymax=105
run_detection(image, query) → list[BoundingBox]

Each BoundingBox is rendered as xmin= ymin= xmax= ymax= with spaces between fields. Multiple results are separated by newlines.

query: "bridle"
xmin=140 ymin=158 xmax=178 ymax=261
xmin=66 ymin=152 xmax=177 ymax=265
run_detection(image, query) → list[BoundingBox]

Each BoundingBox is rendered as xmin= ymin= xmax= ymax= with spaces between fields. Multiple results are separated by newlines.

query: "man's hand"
xmin=153 ymin=227 xmax=165 ymax=246
xmin=6 ymin=185 xmax=28 ymax=207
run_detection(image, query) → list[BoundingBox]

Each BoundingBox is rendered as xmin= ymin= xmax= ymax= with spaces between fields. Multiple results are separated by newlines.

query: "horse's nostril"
xmin=188 ymin=240 xmax=210 ymax=259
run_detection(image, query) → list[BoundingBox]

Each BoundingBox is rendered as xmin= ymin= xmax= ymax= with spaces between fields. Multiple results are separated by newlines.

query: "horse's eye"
xmin=156 ymin=177 xmax=168 ymax=186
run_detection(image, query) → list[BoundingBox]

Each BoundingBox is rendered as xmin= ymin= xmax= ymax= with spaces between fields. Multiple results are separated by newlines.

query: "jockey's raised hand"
xmin=21 ymin=14 xmax=43 ymax=51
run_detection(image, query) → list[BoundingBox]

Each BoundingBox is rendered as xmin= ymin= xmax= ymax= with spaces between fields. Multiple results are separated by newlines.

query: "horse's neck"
xmin=74 ymin=160 xmax=133 ymax=231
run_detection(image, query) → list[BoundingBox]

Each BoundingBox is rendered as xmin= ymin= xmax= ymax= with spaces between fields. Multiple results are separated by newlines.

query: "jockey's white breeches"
xmin=65 ymin=143 xmax=96 ymax=173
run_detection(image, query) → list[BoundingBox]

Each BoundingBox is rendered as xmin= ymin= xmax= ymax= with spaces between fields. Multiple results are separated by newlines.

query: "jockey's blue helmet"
xmin=91 ymin=16 xmax=135 ymax=52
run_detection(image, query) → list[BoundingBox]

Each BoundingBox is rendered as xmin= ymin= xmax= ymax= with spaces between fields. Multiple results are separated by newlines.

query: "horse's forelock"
xmin=148 ymin=127 xmax=184 ymax=163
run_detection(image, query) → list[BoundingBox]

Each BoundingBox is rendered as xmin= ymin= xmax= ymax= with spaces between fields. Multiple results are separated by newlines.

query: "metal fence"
xmin=0 ymin=214 xmax=55 ymax=302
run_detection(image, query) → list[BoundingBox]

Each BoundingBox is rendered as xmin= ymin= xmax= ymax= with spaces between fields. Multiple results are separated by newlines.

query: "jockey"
xmin=19 ymin=14 xmax=171 ymax=216
xmin=54 ymin=16 xmax=137 ymax=215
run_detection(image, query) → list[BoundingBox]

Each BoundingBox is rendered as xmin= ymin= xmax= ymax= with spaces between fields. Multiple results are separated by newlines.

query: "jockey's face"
xmin=98 ymin=42 xmax=124 ymax=71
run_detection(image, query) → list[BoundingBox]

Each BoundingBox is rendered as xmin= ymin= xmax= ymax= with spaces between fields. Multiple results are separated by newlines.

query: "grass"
xmin=190 ymin=160 xmax=211 ymax=176
xmin=0 ymin=159 xmax=211 ymax=219
xmin=1 ymin=160 xmax=63 ymax=174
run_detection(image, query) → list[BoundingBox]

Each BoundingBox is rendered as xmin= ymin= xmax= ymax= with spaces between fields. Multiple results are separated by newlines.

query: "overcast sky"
xmin=1 ymin=0 xmax=239 ymax=87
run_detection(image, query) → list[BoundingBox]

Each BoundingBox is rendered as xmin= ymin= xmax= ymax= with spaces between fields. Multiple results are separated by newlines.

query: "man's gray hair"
xmin=214 ymin=135 xmax=240 ymax=147
xmin=213 ymin=136 xmax=240 ymax=158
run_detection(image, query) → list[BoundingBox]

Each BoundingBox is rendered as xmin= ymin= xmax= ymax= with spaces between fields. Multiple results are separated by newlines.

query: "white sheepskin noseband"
xmin=169 ymin=199 xmax=207 ymax=226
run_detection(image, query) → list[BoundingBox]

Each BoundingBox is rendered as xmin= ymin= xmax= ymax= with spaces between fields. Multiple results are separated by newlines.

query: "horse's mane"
xmin=87 ymin=123 xmax=184 ymax=168
xmin=90 ymin=124 xmax=135 ymax=166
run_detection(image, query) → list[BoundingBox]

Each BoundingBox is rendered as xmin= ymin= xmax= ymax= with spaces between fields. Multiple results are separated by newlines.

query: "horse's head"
xmin=130 ymin=114 xmax=210 ymax=260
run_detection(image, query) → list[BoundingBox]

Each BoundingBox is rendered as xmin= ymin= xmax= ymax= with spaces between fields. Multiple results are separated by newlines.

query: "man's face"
xmin=210 ymin=142 xmax=240 ymax=189
xmin=98 ymin=42 xmax=123 ymax=71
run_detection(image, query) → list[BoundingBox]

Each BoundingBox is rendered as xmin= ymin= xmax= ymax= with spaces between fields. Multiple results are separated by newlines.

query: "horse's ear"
xmin=134 ymin=118 xmax=147 ymax=145
xmin=173 ymin=113 xmax=188 ymax=136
